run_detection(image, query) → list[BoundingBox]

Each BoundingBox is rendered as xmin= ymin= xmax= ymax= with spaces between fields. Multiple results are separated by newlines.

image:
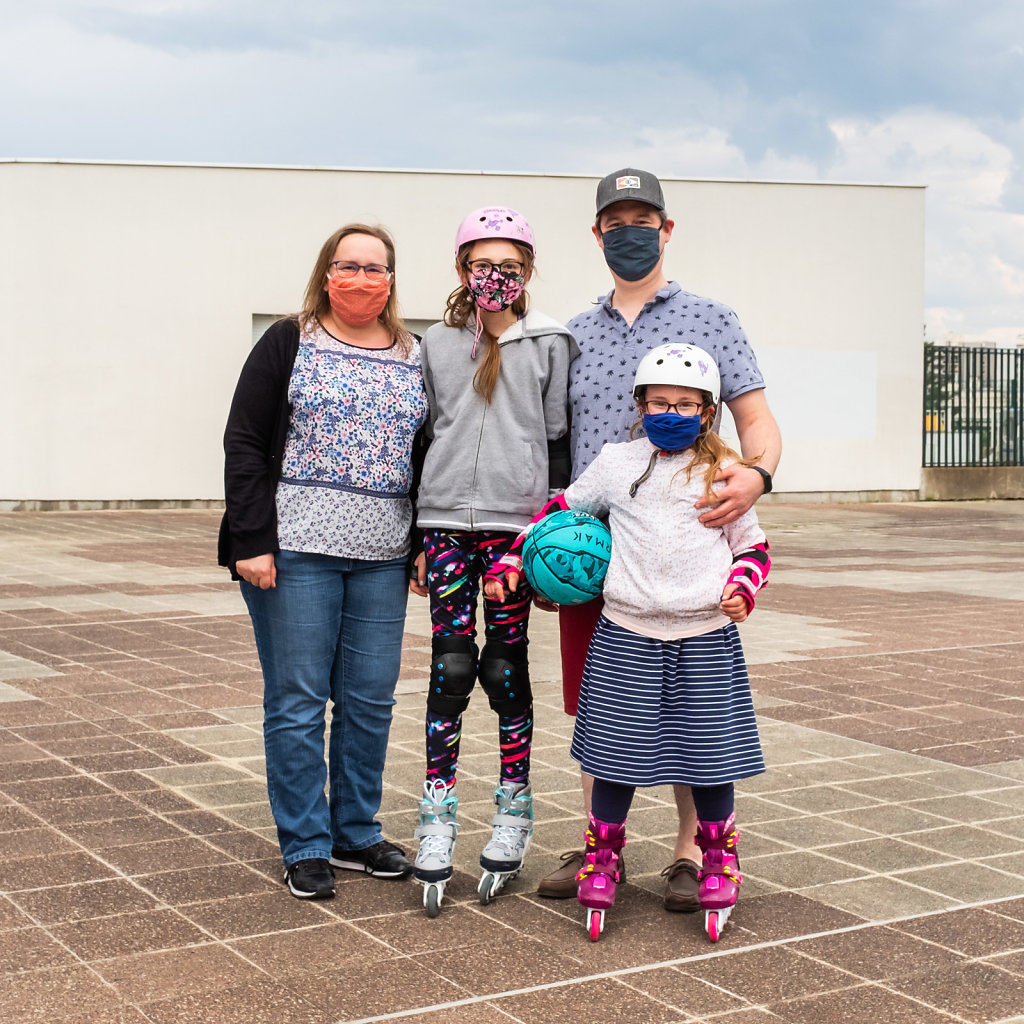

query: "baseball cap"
xmin=595 ymin=167 xmax=666 ymax=216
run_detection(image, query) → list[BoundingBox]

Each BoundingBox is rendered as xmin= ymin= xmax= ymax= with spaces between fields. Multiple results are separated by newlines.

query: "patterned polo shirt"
xmin=566 ymin=281 xmax=764 ymax=479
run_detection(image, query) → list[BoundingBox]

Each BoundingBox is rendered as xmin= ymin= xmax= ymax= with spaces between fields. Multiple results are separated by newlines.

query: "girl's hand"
xmin=532 ymin=593 xmax=558 ymax=612
xmin=236 ymin=553 xmax=276 ymax=590
xmin=720 ymin=583 xmax=749 ymax=623
xmin=409 ymin=552 xmax=428 ymax=597
xmin=484 ymin=551 xmax=524 ymax=604
xmin=483 ymin=571 xmax=519 ymax=604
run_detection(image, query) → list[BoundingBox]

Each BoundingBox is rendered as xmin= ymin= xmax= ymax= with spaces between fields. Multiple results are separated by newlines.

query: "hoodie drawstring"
xmin=470 ymin=315 xmax=485 ymax=360
xmin=629 ymin=449 xmax=662 ymax=498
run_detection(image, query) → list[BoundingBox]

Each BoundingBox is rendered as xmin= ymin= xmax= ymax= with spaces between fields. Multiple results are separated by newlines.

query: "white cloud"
xmin=827 ymin=110 xmax=1012 ymax=203
xmin=818 ymin=110 xmax=1023 ymax=339
xmin=993 ymin=254 xmax=1024 ymax=296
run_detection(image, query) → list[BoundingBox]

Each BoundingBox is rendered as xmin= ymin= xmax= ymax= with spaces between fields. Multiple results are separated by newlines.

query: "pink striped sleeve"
xmin=725 ymin=540 xmax=771 ymax=611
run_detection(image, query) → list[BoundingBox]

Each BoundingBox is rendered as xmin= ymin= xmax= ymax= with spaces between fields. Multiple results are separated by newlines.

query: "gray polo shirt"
xmin=566 ymin=281 xmax=764 ymax=479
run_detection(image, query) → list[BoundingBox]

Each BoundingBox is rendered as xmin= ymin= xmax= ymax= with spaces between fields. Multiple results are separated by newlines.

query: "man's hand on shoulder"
xmin=695 ymin=464 xmax=767 ymax=528
xmin=702 ymin=388 xmax=781 ymax=528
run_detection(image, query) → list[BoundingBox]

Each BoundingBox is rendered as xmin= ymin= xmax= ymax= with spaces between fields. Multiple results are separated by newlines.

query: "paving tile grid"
xmin=0 ymin=501 xmax=1023 ymax=1023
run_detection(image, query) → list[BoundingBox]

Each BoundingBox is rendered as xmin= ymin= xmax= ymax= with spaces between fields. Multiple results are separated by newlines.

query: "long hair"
xmin=632 ymin=388 xmax=761 ymax=501
xmin=298 ymin=223 xmax=412 ymax=356
xmin=443 ymin=240 xmax=535 ymax=403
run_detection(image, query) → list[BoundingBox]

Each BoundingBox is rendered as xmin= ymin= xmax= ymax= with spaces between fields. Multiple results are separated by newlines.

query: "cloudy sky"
xmin=3 ymin=0 xmax=1023 ymax=343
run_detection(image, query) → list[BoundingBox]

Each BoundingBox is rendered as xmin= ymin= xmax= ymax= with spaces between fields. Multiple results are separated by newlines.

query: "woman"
xmin=219 ymin=224 xmax=428 ymax=899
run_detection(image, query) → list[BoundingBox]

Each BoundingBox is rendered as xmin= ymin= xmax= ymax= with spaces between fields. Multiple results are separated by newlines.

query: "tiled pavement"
xmin=1 ymin=501 xmax=1023 ymax=1023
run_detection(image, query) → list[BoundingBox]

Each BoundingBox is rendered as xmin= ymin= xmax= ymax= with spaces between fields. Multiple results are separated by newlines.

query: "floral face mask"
xmin=466 ymin=267 xmax=524 ymax=312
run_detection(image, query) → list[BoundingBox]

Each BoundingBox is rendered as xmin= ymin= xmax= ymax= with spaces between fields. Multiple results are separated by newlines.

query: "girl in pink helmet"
xmin=409 ymin=207 xmax=578 ymax=915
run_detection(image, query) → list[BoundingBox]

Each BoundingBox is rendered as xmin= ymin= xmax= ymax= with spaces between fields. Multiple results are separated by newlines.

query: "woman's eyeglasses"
xmin=328 ymin=262 xmax=392 ymax=280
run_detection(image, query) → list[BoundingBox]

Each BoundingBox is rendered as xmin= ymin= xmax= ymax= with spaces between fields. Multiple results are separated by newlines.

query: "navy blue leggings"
xmin=591 ymin=779 xmax=734 ymax=825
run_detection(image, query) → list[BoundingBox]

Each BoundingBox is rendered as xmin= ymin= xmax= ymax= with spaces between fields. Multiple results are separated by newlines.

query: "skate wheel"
xmin=478 ymin=873 xmax=496 ymax=905
xmin=587 ymin=908 xmax=603 ymax=942
xmin=706 ymin=910 xmax=720 ymax=943
xmin=424 ymin=884 xmax=441 ymax=918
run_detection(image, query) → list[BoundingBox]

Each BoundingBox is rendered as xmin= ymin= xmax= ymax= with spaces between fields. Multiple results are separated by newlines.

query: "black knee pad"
xmin=478 ymin=642 xmax=532 ymax=714
xmin=426 ymin=635 xmax=478 ymax=716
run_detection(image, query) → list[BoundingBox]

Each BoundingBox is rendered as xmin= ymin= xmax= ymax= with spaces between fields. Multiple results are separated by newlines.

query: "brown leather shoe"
xmin=661 ymin=857 xmax=700 ymax=912
xmin=537 ymin=850 xmax=584 ymax=898
xmin=537 ymin=848 xmax=627 ymax=898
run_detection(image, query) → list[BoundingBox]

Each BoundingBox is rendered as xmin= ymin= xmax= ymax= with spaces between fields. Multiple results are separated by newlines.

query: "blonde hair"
xmin=443 ymin=240 xmax=535 ymax=404
xmin=298 ymin=223 xmax=413 ymax=356
xmin=632 ymin=389 xmax=761 ymax=501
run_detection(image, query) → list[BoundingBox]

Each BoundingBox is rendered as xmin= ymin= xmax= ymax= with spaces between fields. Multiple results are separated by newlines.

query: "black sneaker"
xmin=330 ymin=838 xmax=413 ymax=879
xmin=283 ymin=858 xmax=335 ymax=899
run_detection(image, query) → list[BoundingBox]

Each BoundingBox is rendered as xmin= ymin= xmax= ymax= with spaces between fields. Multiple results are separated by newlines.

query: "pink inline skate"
xmin=696 ymin=814 xmax=741 ymax=942
xmin=575 ymin=814 xmax=626 ymax=941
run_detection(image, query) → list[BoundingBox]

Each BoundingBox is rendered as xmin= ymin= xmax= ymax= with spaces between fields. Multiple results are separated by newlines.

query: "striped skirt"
xmin=569 ymin=616 xmax=765 ymax=787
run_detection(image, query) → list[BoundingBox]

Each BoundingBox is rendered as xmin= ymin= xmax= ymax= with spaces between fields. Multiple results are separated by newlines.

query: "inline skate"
xmin=696 ymin=814 xmax=741 ymax=942
xmin=576 ymin=814 xmax=626 ymax=941
xmin=478 ymin=781 xmax=533 ymax=903
xmin=413 ymin=778 xmax=458 ymax=917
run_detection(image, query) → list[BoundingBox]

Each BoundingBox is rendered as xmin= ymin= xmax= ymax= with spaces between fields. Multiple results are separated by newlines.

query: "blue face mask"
xmin=601 ymin=225 xmax=661 ymax=281
xmin=642 ymin=412 xmax=702 ymax=452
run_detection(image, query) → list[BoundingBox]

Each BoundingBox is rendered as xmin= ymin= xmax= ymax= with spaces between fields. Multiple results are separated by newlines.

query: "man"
xmin=538 ymin=167 xmax=782 ymax=911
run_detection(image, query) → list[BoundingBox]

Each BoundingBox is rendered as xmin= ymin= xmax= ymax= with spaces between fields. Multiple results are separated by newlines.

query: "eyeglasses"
xmin=464 ymin=259 xmax=525 ymax=278
xmin=328 ymin=261 xmax=392 ymax=280
xmin=641 ymin=399 xmax=705 ymax=416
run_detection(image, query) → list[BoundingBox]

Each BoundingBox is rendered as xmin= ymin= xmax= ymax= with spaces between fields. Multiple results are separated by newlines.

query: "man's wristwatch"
xmin=751 ymin=466 xmax=773 ymax=494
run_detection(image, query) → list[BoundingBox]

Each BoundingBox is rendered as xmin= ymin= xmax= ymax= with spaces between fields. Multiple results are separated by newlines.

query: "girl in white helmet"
xmin=486 ymin=342 xmax=770 ymax=943
xmin=409 ymin=207 xmax=578 ymax=914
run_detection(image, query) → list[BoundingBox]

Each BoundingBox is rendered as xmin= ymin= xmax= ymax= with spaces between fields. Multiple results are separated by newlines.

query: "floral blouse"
xmin=276 ymin=324 xmax=428 ymax=560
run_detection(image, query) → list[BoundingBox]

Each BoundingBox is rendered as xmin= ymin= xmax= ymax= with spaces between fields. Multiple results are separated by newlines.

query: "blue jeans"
xmin=241 ymin=549 xmax=407 ymax=866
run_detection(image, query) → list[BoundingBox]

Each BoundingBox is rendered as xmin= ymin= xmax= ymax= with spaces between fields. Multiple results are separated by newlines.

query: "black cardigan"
xmin=218 ymin=318 xmax=301 ymax=578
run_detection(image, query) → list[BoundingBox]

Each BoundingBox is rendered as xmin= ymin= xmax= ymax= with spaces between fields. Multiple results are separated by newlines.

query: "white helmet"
xmin=632 ymin=343 xmax=721 ymax=406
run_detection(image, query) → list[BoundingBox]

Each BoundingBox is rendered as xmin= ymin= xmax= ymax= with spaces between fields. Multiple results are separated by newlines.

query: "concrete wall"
xmin=0 ymin=160 xmax=926 ymax=504
xmin=922 ymin=467 xmax=1024 ymax=500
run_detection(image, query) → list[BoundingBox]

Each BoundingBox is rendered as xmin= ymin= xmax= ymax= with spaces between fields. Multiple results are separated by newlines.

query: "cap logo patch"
xmin=616 ymin=175 xmax=641 ymax=190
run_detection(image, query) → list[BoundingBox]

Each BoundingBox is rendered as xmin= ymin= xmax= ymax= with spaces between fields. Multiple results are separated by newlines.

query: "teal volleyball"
xmin=522 ymin=510 xmax=612 ymax=605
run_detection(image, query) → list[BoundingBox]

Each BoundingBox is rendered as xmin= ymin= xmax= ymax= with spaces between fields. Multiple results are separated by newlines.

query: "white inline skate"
xmin=478 ymin=780 xmax=533 ymax=903
xmin=414 ymin=778 xmax=458 ymax=918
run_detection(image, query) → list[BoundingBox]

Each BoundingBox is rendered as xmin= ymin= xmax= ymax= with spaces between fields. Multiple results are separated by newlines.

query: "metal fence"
xmin=923 ymin=344 xmax=1023 ymax=467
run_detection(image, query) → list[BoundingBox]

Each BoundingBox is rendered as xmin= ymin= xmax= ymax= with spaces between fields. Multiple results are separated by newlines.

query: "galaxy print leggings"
xmin=423 ymin=529 xmax=533 ymax=788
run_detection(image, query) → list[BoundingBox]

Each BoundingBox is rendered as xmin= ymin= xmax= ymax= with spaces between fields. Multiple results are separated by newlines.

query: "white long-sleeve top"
xmin=564 ymin=438 xmax=766 ymax=641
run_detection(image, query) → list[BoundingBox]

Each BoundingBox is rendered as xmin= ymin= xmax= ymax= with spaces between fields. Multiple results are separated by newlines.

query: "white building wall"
xmin=0 ymin=160 xmax=924 ymax=503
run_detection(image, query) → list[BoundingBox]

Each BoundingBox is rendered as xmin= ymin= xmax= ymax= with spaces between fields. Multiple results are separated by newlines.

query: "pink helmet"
xmin=455 ymin=206 xmax=535 ymax=255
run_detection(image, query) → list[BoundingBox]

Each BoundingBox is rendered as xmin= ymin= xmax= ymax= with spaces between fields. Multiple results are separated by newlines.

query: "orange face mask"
xmin=327 ymin=274 xmax=391 ymax=327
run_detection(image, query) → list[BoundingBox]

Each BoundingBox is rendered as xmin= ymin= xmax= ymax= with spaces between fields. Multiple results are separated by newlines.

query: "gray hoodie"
xmin=417 ymin=310 xmax=579 ymax=532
